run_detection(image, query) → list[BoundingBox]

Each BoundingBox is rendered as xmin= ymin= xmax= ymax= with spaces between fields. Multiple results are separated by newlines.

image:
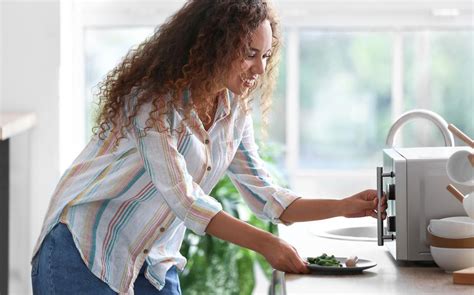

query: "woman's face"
xmin=225 ymin=20 xmax=273 ymax=95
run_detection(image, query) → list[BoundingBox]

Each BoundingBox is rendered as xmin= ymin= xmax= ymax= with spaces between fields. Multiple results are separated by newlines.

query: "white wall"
xmin=0 ymin=1 xmax=60 ymax=294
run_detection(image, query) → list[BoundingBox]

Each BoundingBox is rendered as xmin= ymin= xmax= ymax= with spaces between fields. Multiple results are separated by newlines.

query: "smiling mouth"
xmin=241 ymin=76 xmax=257 ymax=87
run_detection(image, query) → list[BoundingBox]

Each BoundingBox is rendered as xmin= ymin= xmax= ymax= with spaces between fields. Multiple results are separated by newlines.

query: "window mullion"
xmin=390 ymin=31 xmax=404 ymax=146
xmin=285 ymin=27 xmax=300 ymax=183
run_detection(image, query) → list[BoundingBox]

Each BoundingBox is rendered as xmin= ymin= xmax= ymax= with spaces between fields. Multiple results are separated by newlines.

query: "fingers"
xmin=298 ymin=258 xmax=311 ymax=274
xmin=368 ymin=209 xmax=386 ymax=219
xmin=368 ymin=210 xmax=377 ymax=218
xmin=285 ymin=251 xmax=300 ymax=274
xmin=369 ymin=207 xmax=387 ymax=219
xmin=270 ymin=241 xmax=310 ymax=274
xmin=368 ymin=192 xmax=387 ymax=219
xmin=379 ymin=194 xmax=388 ymax=219
xmin=364 ymin=189 xmax=378 ymax=201
xmin=278 ymin=256 xmax=307 ymax=274
xmin=346 ymin=189 xmax=388 ymax=219
xmin=289 ymin=247 xmax=310 ymax=274
xmin=282 ymin=247 xmax=310 ymax=274
xmin=289 ymin=258 xmax=307 ymax=274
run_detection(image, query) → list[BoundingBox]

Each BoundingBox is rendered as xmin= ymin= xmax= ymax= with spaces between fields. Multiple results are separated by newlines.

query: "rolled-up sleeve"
xmin=226 ymin=115 xmax=300 ymax=224
xmin=130 ymin=108 xmax=222 ymax=235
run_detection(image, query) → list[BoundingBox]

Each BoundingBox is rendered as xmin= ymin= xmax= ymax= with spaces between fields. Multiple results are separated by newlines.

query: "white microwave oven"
xmin=376 ymin=147 xmax=472 ymax=261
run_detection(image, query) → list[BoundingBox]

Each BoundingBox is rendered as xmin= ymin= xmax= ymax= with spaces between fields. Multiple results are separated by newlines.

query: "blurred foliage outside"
xmin=297 ymin=31 xmax=473 ymax=169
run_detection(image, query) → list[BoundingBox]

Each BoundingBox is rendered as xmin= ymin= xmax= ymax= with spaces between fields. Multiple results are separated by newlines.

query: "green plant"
xmin=179 ymin=142 xmax=285 ymax=295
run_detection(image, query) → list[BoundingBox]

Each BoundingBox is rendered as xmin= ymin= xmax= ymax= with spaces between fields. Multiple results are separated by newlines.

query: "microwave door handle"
xmin=377 ymin=167 xmax=384 ymax=246
xmin=377 ymin=167 xmax=395 ymax=246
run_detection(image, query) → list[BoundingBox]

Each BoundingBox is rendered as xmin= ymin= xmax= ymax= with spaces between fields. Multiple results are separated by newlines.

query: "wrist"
xmin=254 ymin=230 xmax=277 ymax=255
xmin=338 ymin=198 xmax=350 ymax=217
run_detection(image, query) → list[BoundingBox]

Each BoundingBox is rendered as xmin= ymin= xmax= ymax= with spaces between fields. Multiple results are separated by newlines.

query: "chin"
xmin=227 ymin=86 xmax=246 ymax=96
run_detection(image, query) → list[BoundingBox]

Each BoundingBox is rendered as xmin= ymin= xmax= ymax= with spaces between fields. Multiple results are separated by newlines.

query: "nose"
xmin=252 ymin=58 xmax=266 ymax=75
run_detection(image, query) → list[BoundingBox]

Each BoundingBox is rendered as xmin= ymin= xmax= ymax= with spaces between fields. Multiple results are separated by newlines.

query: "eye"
xmin=263 ymin=50 xmax=272 ymax=59
xmin=246 ymin=51 xmax=257 ymax=59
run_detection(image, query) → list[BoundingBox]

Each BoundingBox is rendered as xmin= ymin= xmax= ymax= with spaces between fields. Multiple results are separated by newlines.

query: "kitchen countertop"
xmin=0 ymin=112 xmax=37 ymax=140
xmin=276 ymin=217 xmax=473 ymax=294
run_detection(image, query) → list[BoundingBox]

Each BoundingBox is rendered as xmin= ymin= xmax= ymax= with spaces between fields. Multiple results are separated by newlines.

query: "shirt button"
xmin=143 ymin=249 xmax=149 ymax=254
xmin=207 ymin=166 xmax=212 ymax=171
xmin=159 ymin=227 xmax=165 ymax=232
xmin=204 ymin=139 xmax=210 ymax=144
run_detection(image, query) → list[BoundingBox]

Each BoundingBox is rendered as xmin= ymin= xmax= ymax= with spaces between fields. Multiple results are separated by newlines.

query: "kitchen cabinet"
xmin=0 ymin=112 xmax=36 ymax=295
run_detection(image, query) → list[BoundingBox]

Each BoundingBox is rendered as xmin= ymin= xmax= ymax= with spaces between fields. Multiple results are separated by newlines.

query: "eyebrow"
xmin=250 ymin=47 xmax=272 ymax=53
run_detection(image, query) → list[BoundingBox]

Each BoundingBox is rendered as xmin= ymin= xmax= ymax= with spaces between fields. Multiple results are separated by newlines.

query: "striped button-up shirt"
xmin=32 ymin=89 xmax=300 ymax=294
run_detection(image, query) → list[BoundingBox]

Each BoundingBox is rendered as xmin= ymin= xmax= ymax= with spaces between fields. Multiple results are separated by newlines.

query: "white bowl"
xmin=429 ymin=216 xmax=474 ymax=239
xmin=430 ymin=246 xmax=474 ymax=272
xmin=446 ymin=150 xmax=474 ymax=186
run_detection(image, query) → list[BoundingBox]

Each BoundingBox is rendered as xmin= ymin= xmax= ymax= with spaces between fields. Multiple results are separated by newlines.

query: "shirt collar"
xmin=215 ymin=89 xmax=231 ymax=120
xmin=183 ymin=88 xmax=231 ymax=119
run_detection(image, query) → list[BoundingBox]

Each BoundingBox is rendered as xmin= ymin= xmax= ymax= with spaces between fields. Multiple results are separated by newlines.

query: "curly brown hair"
xmin=93 ymin=0 xmax=281 ymax=142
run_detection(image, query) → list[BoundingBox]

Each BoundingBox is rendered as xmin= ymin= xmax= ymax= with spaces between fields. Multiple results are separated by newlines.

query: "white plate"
xmin=306 ymin=257 xmax=377 ymax=274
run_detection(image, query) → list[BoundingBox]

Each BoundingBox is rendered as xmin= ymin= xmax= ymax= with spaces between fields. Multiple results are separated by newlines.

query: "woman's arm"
xmin=226 ymin=115 xmax=386 ymax=226
xmin=205 ymin=190 xmax=386 ymax=274
xmin=226 ymin=115 xmax=301 ymax=224
xmin=279 ymin=189 xmax=387 ymax=223
xmin=205 ymin=211 xmax=310 ymax=274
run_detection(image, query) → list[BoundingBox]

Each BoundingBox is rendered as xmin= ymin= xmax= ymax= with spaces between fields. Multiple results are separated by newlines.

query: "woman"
xmin=31 ymin=0 xmax=386 ymax=294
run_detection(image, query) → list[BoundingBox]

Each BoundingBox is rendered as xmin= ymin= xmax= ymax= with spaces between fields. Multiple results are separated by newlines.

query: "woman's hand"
xmin=341 ymin=189 xmax=387 ymax=219
xmin=259 ymin=235 xmax=310 ymax=274
xmin=205 ymin=211 xmax=309 ymax=274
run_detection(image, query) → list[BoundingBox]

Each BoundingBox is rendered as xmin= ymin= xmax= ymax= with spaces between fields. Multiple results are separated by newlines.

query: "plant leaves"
xmin=179 ymin=142 xmax=284 ymax=294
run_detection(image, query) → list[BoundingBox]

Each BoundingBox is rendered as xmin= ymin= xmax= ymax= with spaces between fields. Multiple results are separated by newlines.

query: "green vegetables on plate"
xmin=307 ymin=253 xmax=342 ymax=267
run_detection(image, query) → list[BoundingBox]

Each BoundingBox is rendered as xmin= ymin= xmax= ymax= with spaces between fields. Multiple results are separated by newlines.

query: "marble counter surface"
xmin=0 ymin=112 xmax=37 ymax=140
xmin=278 ymin=217 xmax=473 ymax=294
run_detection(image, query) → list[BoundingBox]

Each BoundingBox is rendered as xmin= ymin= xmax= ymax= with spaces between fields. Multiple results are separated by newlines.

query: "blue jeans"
xmin=31 ymin=223 xmax=181 ymax=295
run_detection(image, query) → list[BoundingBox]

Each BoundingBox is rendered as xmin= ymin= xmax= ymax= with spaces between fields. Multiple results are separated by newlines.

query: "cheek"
xmin=233 ymin=61 xmax=251 ymax=81
xmin=242 ymin=60 xmax=252 ymax=72
xmin=227 ymin=72 xmax=240 ymax=87
xmin=226 ymin=60 xmax=252 ymax=90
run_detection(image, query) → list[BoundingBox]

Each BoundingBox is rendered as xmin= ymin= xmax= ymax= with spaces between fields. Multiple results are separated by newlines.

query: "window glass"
xmin=401 ymin=31 xmax=474 ymax=147
xmin=268 ymin=42 xmax=287 ymax=146
xmin=84 ymin=27 xmax=154 ymax=139
xmin=298 ymin=31 xmax=392 ymax=169
xmin=252 ymin=38 xmax=287 ymax=166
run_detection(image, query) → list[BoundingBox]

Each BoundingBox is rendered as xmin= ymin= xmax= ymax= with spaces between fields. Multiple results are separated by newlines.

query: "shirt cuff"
xmin=183 ymin=194 xmax=223 ymax=235
xmin=263 ymin=188 xmax=301 ymax=225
